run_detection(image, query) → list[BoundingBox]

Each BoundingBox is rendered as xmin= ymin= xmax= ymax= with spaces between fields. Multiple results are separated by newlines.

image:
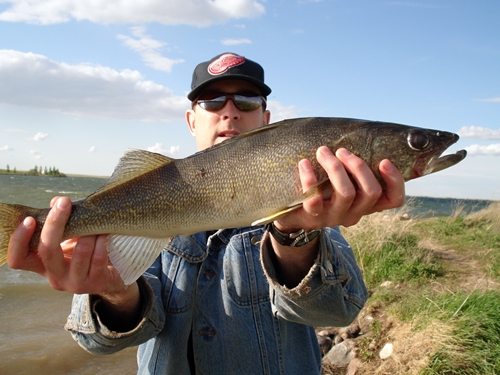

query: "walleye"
xmin=0 ymin=117 xmax=466 ymax=284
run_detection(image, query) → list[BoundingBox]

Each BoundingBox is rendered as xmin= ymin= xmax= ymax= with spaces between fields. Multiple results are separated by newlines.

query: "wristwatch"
xmin=266 ymin=222 xmax=321 ymax=247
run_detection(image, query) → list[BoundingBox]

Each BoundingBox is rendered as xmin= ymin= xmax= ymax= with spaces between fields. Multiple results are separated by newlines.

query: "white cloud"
xmin=1 ymin=145 xmax=13 ymax=151
xmin=117 ymin=26 xmax=184 ymax=73
xmin=475 ymin=97 xmax=500 ymax=103
xmin=0 ymin=0 xmax=265 ymax=26
xmin=30 ymin=149 xmax=43 ymax=159
xmin=267 ymin=100 xmax=299 ymax=123
xmin=168 ymin=145 xmax=181 ymax=156
xmin=221 ymin=38 xmax=252 ymax=46
xmin=89 ymin=146 xmax=96 ymax=153
xmin=458 ymin=126 xmax=500 ymax=140
xmin=31 ymin=132 xmax=48 ymax=141
xmin=0 ymin=49 xmax=189 ymax=121
xmin=465 ymin=144 xmax=500 ymax=156
xmin=148 ymin=143 xmax=167 ymax=154
xmin=147 ymin=143 xmax=181 ymax=156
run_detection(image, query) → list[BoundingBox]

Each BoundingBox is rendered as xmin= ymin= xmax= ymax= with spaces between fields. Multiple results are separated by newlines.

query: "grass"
xmin=341 ymin=202 xmax=443 ymax=289
xmin=333 ymin=201 xmax=500 ymax=375
xmin=420 ymin=290 xmax=500 ymax=375
xmin=413 ymin=203 xmax=500 ymax=279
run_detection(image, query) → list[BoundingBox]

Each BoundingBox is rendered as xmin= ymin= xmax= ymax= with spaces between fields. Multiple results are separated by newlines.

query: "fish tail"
xmin=0 ymin=203 xmax=41 ymax=266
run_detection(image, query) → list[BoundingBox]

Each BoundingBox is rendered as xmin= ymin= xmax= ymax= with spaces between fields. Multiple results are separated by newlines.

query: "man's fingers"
xmin=318 ymin=147 xmax=356 ymax=207
xmin=298 ymin=159 xmax=324 ymax=216
xmin=68 ymin=236 xmax=96 ymax=285
xmin=335 ymin=148 xmax=382 ymax=205
xmin=372 ymin=159 xmax=406 ymax=211
xmin=6 ymin=217 xmax=45 ymax=272
xmin=37 ymin=197 xmax=72 ymax=282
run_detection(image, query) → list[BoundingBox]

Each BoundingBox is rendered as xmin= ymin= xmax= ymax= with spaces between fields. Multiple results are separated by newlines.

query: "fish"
xmin=0 ymin=117 xmax=466 ymax=285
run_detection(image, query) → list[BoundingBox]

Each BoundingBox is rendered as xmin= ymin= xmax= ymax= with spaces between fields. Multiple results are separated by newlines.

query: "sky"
xmin=0 ymin=0 xmax=499 ymax=200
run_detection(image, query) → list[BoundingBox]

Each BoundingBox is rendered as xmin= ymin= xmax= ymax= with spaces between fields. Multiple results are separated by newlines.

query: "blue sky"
xmin=0 ymin=0 xmax=499 ymax=200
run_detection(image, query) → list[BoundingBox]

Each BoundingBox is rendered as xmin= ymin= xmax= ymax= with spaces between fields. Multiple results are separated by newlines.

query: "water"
xmin=0 ymin=175 xmax=496 ymax=374
xmin=0 ymin=175 xmax=138 ymax=375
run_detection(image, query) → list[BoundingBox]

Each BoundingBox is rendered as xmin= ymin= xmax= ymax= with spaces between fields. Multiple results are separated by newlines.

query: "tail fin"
xmin=0 ymin=203 xmax=37 ymax=266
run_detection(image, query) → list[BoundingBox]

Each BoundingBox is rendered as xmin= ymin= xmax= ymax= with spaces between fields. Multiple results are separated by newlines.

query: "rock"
xmin=345 ymin=323 xmax=361 ymax=338
xmin=318 ymin=335 xmax=333 ymax=355
xmin=363 ymin=315 xmax=374 ymax=325
xmin=368 ymin=340 xmax=377 ymax=351
xmin=399 ymin=213 xmax=411 ymax=221
xmin=334 ymin=334 xmax=344 ymax=345
xmin=359 ymin=315 xmax=375 ymax=333
xmin=338 ymin=323 xmax=361 ymax=341
xmin=317 ymin=329 xmax=330 ymax=337
xmin=346 ymin=357 xmax=362 ymax=375
xmin=323 ymin=339 xmax=357 ymax=366
xmin=379 ymin=343 xmax=393 ymax=360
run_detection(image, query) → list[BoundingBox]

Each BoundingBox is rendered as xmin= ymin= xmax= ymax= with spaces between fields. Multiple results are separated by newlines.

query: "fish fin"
xmin=106 ymin=234 xmax=170 ymax=286
xmin=93 ymin=150 xmax=175 ymax=195
xmin=188 ymin=123 xmax=283 ymax=157
xmin=251 ymin=204 xmax=303 ymax=226
xmin=251 ymin=178 xmax=332 ymax=226
xmin=0 ymin=203 xmax=34 ymax=266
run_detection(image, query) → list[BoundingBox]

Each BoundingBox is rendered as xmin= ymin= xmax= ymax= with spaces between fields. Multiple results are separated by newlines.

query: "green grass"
xmin=337 ymin=201 xmax=500 ymax=375
xmin=341 ymin=208 xmax=443 ymax=289
xmin=421 ymin=290 xmax=500 ymax=375
xmin=414 ymin=204 xmax=500 ymax=278
xmin=359 ymin=232 xmax=443 ymax=287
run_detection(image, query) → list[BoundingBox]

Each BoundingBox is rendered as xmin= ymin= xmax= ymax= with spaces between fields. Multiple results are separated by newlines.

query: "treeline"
xmin=3 ymin=164 xmax=66 ymax=177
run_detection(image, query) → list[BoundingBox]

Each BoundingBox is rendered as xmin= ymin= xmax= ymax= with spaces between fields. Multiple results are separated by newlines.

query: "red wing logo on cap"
xmin=208 ymin=53 xmax=246 ymax=75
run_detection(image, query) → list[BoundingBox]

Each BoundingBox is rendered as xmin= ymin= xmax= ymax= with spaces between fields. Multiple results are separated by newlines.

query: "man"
xmin=7 ymin=53 xmax=405 ymax=374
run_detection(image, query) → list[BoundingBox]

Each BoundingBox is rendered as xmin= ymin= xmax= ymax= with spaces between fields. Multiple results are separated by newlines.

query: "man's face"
xmin=186 ymin=79 xmax=271 ymax=151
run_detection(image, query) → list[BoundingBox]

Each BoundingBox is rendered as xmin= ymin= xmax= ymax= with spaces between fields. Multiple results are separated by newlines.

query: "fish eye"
xmin=408 ymin=129 xmax=430 ymax=151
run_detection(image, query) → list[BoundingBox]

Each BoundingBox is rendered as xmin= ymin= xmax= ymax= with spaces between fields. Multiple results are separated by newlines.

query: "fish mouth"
xmin=422 ymin=149 xmax=467 ymax=176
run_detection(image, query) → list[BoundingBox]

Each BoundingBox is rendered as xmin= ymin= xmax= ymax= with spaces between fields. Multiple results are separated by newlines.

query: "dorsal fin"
xmin=187 ymin=122 xmax=283 ymax=159
xmin=92 ymin=150 xmax=175 ymax=195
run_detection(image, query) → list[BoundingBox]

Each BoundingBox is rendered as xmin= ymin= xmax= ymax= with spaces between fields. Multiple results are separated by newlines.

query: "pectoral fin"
xmin=106 ymin=234 xmax=171 ymax=285
xmin=251 ymin=178 xmax=331 ymax=226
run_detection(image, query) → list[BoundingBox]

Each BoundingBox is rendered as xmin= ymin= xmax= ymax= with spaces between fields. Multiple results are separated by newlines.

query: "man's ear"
xmin=263 ymin=110 xmax=271 ymax=126
xmin=186 ymin=109 xmax=196 ymax=136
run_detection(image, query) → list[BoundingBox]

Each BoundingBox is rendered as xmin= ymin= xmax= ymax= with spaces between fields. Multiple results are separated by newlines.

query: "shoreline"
xmin=0 ymin=171 xmax=109 ymax=179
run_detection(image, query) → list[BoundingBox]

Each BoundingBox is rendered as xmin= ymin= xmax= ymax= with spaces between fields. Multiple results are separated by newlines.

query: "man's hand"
xmin=275 ymin=146 xmax=405 ymax=232
xmin=7 ymin=196 xmax=125 ymax=294
xmin=7 ymin=196 xmax=141 ymax=329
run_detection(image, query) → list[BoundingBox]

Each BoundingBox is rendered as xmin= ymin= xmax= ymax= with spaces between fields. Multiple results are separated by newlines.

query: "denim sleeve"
xmin=260 ymin=226 xmax=368 ymax=328
xmin=64 ymin=260 xmax=166 ymax=355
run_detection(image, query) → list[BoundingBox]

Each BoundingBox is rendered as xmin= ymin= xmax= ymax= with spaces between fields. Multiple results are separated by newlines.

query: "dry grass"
xmin=358 ymin=319 xmax=452 ymax=375
xmin=321 ymin=200 xmax=500 ymax=375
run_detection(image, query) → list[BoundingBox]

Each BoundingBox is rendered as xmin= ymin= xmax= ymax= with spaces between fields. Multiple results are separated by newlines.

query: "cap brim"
xmin=188 ymin=75 xmax=271 ymax=101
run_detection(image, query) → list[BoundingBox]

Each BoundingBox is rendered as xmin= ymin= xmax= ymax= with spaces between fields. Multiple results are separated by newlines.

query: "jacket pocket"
xmin=222 ymin=232 xmax=270 ymax=307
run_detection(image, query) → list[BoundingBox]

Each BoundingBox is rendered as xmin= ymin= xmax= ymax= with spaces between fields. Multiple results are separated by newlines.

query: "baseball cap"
xmin=187 ymin=52 xmax=272 ymax=101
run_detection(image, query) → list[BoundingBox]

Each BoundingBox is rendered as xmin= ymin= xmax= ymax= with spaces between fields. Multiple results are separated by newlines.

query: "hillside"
xmin=320 ymin=201 xmax=500 ymax=374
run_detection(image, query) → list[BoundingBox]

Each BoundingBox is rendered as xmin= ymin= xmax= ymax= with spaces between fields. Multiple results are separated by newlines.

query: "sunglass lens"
xmin=234 ymin=95 xmax=262 ymax=111
xmin=198 ymin=96 xmax=226 ymax=111
xmin=197 ymin=94 xmax=264 ymax=112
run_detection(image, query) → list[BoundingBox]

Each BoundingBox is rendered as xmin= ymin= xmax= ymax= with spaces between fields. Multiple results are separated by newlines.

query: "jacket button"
xmin=251 ymin=236 xmax=261 ymax=246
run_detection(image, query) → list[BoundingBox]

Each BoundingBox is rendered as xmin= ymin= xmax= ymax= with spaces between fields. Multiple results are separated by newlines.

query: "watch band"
xmin=266 ymin=222 xmax=321 ymax=247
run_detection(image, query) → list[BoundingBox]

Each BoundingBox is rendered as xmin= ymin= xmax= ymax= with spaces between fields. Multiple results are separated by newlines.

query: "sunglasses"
xmin=195 ymin=92 xmax=267 ymax=112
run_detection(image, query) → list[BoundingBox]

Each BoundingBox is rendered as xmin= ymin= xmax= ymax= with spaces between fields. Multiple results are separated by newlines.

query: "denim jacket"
xmin=65 ymin=226 xmax=367 ymax=375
